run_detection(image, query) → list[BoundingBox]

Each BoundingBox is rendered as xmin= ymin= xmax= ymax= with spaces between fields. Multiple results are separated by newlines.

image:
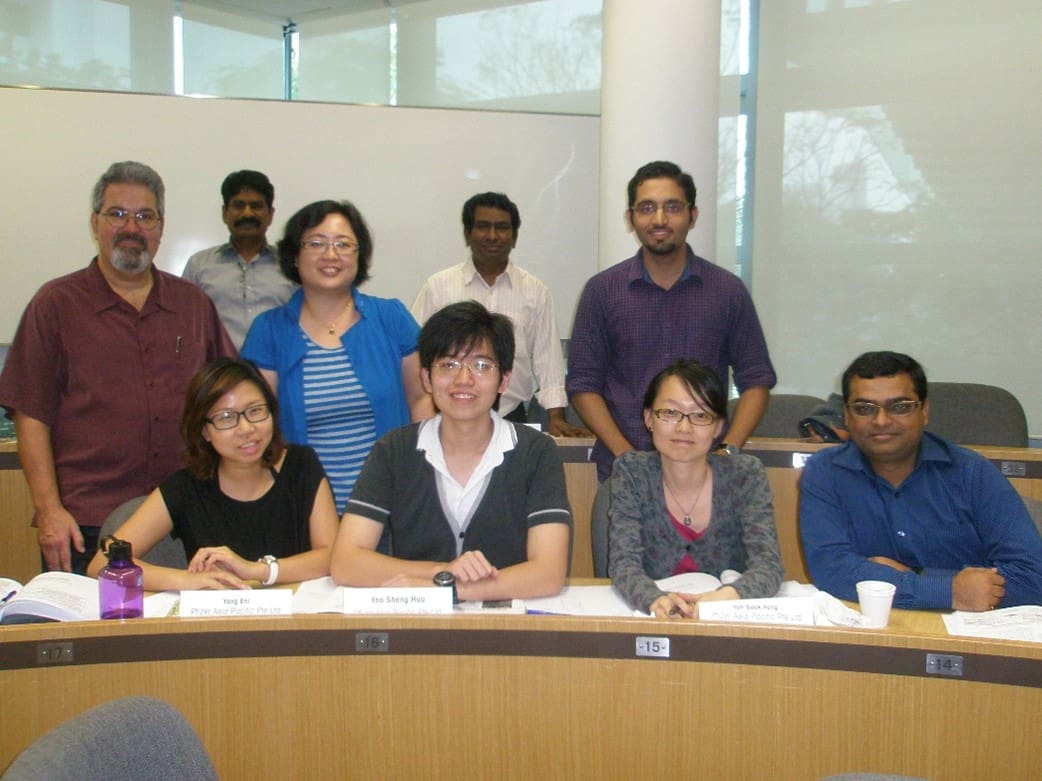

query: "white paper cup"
xmin=856 ymin=580 xmax=897 ymax=628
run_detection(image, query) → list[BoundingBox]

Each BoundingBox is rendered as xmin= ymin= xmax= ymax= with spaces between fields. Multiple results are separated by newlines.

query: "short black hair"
xmin=642 ymin=359 xmax=728 ymax=422
xmin=418 ymin=301 xmax=515 ymax=373
xmin=626 ymin=160 xmax=697 ymax=208
xmin=276 ymin=200 xmax=372 ymax=286
xmin=461 ymin=192 xmax=521 ymax=234
xmin=221 ymin=170 xmax=274 ymax=208
xmin=841 ymin=351 xmax=928 ymax=402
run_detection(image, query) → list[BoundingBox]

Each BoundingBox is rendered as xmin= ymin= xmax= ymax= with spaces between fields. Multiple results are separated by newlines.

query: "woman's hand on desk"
xmin=693 ymin=585 xmax=740 ymax=605
xmin=187 ymin=546 xmax=260 ymax=587
xmin=648 ymin=593 xmax=697 ymax=619
xmin=649 ymin=586 xmax=741 ymax=618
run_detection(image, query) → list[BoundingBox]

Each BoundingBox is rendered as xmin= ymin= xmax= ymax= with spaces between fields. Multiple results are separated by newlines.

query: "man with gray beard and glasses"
xmin=0 ymin=161 xmax=236 ymax=575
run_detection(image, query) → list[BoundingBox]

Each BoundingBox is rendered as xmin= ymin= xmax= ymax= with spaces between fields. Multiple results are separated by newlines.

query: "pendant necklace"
xmin=662 ymin=471 xmax=709 ymax=527
xmin=308 ymin=299 xmax=352 ymax=335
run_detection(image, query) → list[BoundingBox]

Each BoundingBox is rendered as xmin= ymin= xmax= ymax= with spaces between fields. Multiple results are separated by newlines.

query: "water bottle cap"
xmin=104 ymin=537 xmax=133 ymax=563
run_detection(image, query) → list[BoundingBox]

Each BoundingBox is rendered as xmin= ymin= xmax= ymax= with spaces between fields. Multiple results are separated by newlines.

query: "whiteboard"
xmin=0 ymin=86 xmax=599 ymax=341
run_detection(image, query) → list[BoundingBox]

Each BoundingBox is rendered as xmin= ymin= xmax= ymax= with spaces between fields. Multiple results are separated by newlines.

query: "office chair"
xmin=0 ymin=696 xmax=218 ymax=781
xmin=925 ymin=382 xmax=1028 ymax=448
xmin=728 ymin=393 xmax=827 ymax=438
xmin=590 ymin=478 xmax=611 ymax=578
xmin=1022 ymin=496 xmax=1042 ymax=536
xmin=98 ymin=496 xmax=188 ymax=569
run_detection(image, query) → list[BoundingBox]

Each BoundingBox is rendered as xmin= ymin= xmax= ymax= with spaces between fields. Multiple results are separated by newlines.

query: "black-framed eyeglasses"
xmin=206 ymin=403 xmax=271 ymax=430
xmin=98 ymin=207 xmax=161 ymax=231
xmin=651 ymin=408 xmax=717 ymax=426
xmin=631 ymin=200 xmax=691 ymax=217
xmin=433 ymin=359 xmax=498 ymax=377
xmin=845 ymin=400 xmax=922 ymax=418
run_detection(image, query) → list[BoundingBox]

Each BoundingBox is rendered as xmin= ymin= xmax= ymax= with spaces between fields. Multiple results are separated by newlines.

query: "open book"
xmin=0 ymin=573 xmax=100 ymax=624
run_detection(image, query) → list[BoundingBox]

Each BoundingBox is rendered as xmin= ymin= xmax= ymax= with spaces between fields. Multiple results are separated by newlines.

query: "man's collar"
xmin=629 ymin=245 xmax=699 ymax=285
xmin=221 ymin=241 xmax=276 ymax=261
xmin=836 ymin=430 xmax=953 ymax=475
xmin=462 ymin=257 xmax=512 ymax=288
xmin=87 ymin=257 xmax=164 ymax=313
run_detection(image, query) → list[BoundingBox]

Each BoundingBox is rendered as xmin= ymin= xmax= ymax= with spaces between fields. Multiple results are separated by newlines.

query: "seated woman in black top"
xmin=87 ymin=358 xmax=338 ymax=590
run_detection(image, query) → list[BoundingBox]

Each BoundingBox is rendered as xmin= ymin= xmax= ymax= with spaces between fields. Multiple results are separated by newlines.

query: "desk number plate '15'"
xmin=635 ymin=636 xmax=670 ymax=658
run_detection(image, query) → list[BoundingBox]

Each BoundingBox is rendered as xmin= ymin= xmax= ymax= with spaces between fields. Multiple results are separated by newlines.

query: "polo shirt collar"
xmin=416 ymin=410 xmax=518 ymax=466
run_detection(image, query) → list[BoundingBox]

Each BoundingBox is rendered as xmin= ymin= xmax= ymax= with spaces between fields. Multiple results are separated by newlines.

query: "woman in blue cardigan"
xmin=242 ymin=200 xmax=433 ymax=516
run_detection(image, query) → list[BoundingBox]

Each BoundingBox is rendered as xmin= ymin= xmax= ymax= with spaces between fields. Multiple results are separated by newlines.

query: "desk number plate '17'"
xmin=635 ymin=636 xmax=670 ymax=658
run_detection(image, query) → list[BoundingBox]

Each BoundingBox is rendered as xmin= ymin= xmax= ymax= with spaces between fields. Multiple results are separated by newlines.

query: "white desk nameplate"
xmin=343 ymin=587 xmax=453 ymax=615
xmin=179 ymin=589 xmax=293 ymax=617
xmin=697 ymin=596 xmax=815 ymax=626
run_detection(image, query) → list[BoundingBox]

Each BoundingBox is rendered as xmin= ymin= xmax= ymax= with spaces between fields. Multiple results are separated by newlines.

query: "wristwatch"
xmin=718 ymin=443 xmax=740 ymax=456
xmin=258 ymin=555 xmax=279 ymax=586
xmin=433 ymin=570 xmax=460 ymax=604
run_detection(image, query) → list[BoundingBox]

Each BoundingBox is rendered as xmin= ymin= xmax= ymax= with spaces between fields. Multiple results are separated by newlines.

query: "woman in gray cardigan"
xmin=608 ymin=360 xmax=783 ymax=617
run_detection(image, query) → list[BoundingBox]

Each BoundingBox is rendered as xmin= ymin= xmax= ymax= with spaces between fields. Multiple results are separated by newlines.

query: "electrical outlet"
xmin=355 ymin=632 xmax=389 ymax=653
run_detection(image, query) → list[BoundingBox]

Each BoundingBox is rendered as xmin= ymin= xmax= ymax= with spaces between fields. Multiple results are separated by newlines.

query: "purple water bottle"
xmin=98 ymin=537 xmax=144 ymax=619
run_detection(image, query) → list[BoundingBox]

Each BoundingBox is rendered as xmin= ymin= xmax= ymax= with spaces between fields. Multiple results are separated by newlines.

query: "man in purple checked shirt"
xmin=567 ymin=160 xmax=776 ymax=480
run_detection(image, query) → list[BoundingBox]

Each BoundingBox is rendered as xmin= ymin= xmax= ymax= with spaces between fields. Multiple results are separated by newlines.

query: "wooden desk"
xmin=0 ymin=440 xmax=36 ymax=584
xmin=2 ymin=609 xmax=1040 ymax=780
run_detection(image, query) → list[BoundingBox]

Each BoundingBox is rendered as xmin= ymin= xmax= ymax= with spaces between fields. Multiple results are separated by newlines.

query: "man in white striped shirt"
xmin=412 ymin=192 xmax=589 ymax=437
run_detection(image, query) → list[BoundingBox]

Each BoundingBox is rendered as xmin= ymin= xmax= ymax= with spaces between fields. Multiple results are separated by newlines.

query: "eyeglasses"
xmin=651 ymin=408 xmax=717 ymax=426
xmin=301 ymin=238 xmax=359 ymax=256
xmin=631 ymin=200 xmax=691 ymax=217
xmin=433 ymin=359 xmax=498 ymax=377
xmin=206 ymin=403 xmax=271 ymax=430
xmin=845 ymin=400 xmax=923 ymax=418
xmin=98 ymin=207 xmax=161 ymax=231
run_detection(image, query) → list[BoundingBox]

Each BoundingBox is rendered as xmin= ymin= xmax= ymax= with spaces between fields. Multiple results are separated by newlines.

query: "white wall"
xmin=0 ymin=86 xmax=599 ymax=341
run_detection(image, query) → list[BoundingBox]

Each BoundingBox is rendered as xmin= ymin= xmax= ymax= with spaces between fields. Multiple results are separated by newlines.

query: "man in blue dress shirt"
xmin=799 ymin=351 xmax=1042 ymax=611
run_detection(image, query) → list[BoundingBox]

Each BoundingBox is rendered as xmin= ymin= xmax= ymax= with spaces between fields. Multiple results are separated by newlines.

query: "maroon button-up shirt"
xmin=0 ymin=259 xmax=236 ymax=528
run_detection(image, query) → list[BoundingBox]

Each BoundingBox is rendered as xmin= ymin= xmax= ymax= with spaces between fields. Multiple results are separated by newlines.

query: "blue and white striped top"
xmin=301 ymin=332 xmax=377 ymax=513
